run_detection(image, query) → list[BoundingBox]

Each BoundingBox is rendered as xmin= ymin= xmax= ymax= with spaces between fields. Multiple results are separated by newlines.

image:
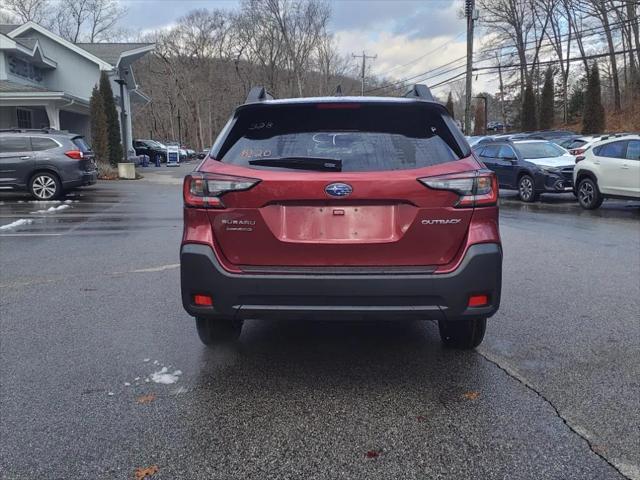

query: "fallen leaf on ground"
xmin=136 ymin=394 xmax=156 ymax=404
xmin=462 ymin=391 xmax=480 ymax=401
xmin=134 ymin=465 xmax=158 ymax=479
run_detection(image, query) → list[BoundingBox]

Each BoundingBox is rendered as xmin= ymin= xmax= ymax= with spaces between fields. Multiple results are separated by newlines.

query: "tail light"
xmin=570 ymin=148 xmax=585 ymax=156
xmin=183 ymin=173 xmax=259 ymax=208
xmin=65 ymin=150 xmax=84 ymax=159
xmin=575 ymin=156 xmax=585 ymax=163
xmin=419 ymin=170 xmax=498 ymax=207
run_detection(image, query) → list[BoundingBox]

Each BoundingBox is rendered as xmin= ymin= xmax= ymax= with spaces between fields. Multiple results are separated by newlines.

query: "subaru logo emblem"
xmin=325 ymin=183 xmax=352 ymax=197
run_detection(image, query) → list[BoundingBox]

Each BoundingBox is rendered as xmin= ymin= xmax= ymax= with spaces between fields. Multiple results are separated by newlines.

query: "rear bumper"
xmin=180 ymin=243 xmax=502 ymax=321
xmin=63 ymin=170 xmax=97 ymax=188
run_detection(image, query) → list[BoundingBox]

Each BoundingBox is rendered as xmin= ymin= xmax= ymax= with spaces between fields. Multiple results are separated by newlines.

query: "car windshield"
xmin=218 ymin=103 xmax=464 ymax=172
xmin=515 ymin=141 xmax=566 ymax=159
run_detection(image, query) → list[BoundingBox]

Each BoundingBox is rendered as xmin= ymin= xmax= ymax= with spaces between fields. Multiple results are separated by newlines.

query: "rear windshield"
xmin=216 ymin=102 xmax=468 ymax=172
xmin=515 ymin=141 xmax=565 ymax=159
xmin=72 ymin=136 xmax=92 ymax=152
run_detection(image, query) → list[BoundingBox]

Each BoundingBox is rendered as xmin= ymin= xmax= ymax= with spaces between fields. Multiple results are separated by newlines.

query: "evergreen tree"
xmin=521 ymin=81 xmax=537 ymax=131
xmin=445 ymin=91 xmax=455 ymax=119
xmin=89 ymin=85 xmax=110 ymax=169
xmin=539 ymin=67 xmax=555 ymax=130
xmin=582 ymin=63 xmax=605 ymax=134
xmin=99 ymin=72 xmax=123 ymax=165
xmin=473 ymin=100 xmax=485 ymax=135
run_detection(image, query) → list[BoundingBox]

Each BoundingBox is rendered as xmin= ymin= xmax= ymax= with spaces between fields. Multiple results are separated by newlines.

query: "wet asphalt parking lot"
xmin=1 ymin=162 xmax=639 ymax=480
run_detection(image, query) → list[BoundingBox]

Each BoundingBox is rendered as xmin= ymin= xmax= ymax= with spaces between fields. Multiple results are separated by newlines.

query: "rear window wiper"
xmin=248 ymin=156 xmax=342 ymax=172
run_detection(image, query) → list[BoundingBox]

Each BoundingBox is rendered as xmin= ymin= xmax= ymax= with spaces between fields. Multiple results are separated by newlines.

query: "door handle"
xmin=20 ymin=156 xmax=31 ymax=160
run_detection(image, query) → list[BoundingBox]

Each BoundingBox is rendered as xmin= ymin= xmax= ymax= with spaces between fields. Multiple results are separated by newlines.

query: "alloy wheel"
xmin=519 ymin=177 xmax=533 ymax=201
xmin=32 ymin=175 xmax=57 ymax=200
xmin=578 ymin=181 xmax=594 ymax=207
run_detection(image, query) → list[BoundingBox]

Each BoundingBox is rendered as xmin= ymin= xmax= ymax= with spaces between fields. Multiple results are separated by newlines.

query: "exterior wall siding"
xmin=13 ymin=31 xmax=102 ymax=101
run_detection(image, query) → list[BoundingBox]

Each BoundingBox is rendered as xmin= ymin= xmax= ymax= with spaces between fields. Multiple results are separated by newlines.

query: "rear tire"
xmin=577 ymin=177 xmax=603 ymax=210
xmin=195 ymin=316 xmax=243 ymax=345
xmin=29 ymin=172 xmax=61 ymax=200
xmin=517 ymin=175 xmax=538 ymax=202
xmin=438 ymin=318 xmax=486 ymax=349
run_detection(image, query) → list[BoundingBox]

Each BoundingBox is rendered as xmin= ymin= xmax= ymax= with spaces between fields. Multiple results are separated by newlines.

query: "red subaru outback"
xmin=181 ymin=85 xmax=502 ymax=349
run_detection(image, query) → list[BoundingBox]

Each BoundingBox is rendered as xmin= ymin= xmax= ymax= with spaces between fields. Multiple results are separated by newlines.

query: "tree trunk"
xmin=600 ymin=7 xmax=622 ymax=112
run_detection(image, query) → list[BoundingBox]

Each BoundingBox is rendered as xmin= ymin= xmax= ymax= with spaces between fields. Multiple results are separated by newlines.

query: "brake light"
xmin=316 ymin=103 xmax=361 ymax=110
xmin=575 ymin=156 xmax=585 ymax=163
xmin=418 ymin=170 xmax=498 ymax=207
xmin=570 ymin=148 xmax=585 ymax=156
xmin=183 ymin=173 xmax=259 ymax=208
xmin=65 ymin=150 xmax=84 ymax=159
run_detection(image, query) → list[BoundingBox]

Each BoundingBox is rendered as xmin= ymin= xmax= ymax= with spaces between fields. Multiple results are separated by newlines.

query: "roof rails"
xmin=403 ymin=84 xmax=435 ymax=102
xmin=0 ymin=127 xmax=62 ymax=134
xmin=245 ymin=86 xmax=274 ymax=103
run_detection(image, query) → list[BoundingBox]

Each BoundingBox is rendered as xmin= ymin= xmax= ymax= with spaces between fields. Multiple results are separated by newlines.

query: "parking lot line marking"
xmin=0 ymin=233 xmax=63 ymax=237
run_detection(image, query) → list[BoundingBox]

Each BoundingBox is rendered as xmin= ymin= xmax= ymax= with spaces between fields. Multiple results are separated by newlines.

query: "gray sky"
xmin=118 ymin=0 xmax=476 ymax=93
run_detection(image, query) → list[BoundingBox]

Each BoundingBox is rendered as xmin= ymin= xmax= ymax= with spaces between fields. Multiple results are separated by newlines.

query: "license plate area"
xmin=278 ymin=205 xmax=398 ymax=243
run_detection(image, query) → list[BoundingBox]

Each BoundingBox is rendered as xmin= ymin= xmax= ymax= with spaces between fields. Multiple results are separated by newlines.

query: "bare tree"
xmin=263 ymin=0 xmax=331 ymax=96
xmin=579 ymin=0 xmax=622 ymax=111
xmin=2 ymin=0 xmax=50 ymax=24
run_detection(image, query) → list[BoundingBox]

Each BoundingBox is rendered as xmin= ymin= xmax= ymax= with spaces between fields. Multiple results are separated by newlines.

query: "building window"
xmin=7 ymin=55 xmax=43 ymax=82
xmin=17 ymin=109 xmax=32 ymax=129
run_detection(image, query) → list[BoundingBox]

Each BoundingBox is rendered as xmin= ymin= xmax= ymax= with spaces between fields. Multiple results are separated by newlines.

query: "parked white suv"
xmin=573 ymin=134 xmax=640 ymax=209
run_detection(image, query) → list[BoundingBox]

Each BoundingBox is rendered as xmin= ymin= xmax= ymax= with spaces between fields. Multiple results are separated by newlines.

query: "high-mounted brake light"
xmin=316 ymin=103 xmax=361 ymax=110
xmin=183 ymin=173 xmax=259 ymax=208
xmin=65 ymin=150 xmax=84 ymax=160
xmin=418 ymin=170 xmax=498 ymax=207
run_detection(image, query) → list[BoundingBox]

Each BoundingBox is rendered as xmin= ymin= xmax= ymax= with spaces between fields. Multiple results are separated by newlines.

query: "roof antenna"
xmin=335 ymin=84 xmax=343 ymax=96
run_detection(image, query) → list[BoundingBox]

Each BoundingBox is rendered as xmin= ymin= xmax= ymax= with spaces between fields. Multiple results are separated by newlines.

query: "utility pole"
xmin=352 ymin=51 xmax=377 ymax=96
xmin=114 ymin=77 xmax=128 ymax=162
xmin=464 ymin=0 xmax=477 ymax=135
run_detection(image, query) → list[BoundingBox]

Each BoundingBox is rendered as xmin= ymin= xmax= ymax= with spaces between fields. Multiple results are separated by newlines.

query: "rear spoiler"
xmin=245 ymin=86 xmax=274 ymax=103
xmin=403 ymin=84 xmax=435 ymax=102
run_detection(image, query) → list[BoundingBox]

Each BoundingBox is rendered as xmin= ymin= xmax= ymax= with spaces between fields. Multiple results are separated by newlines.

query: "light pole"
xmin=114 ymin=77 xmax=127 ymax=163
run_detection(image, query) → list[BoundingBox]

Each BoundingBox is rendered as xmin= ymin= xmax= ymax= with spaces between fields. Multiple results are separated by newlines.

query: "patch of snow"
xmin=28 ymin=200 xmax=60 ymax=204
xmin=134 ymin=377 xmax=140 ymax=381
xmin=143 ymin=359 xmax=150 ymax=363
xmin=124 ymin=382 xmax=131 ymax=386
xmin=0 ymin=219 xmax=33 ymax=231
xmin=108 ymin=392 xmax=114 ymax=396
xmin=31 ymin=204 xmax=70 ymax=214
xmin=153 ymin=360 xmax=159 ymax=365
xmin=150 ymin=367 xmax=182 ymax=385
xmin=145 ymin=378 xmax=150 ymax=383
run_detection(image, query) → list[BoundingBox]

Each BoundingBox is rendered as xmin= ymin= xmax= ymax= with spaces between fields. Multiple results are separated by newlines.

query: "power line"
xmin=366 ymin=16 xmax=636 ymax=95
xmin=374 ymin=32 xmax=465 ymax=78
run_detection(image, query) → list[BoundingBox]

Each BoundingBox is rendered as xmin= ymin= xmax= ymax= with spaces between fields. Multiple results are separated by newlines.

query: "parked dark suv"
xmin=0 ymin=129 xmax=97 ymax=200
xmin=133 ymin=139 xmax=167 ymax=163
xmin=180 ymin=85 xmax=503 ymax=349
xmin=473 ymin=139 xmax=575 ymax=202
